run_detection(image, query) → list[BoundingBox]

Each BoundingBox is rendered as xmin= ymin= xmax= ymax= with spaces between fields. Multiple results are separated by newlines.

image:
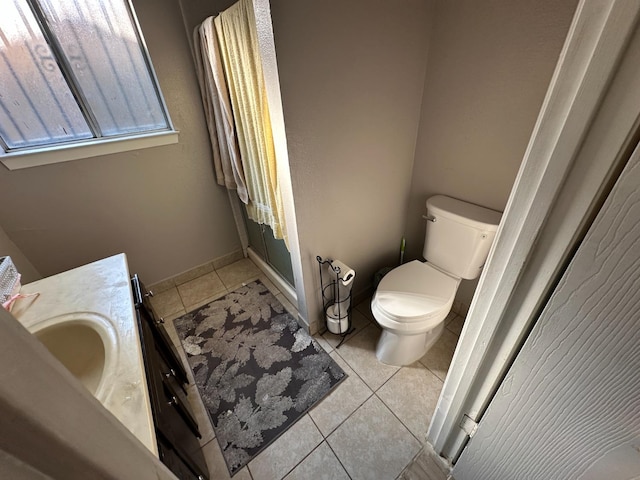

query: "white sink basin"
xmin=12 ymin=254 xmax=157 ymax=454
xmin=30 ymin=312 xmax=117 ymax=401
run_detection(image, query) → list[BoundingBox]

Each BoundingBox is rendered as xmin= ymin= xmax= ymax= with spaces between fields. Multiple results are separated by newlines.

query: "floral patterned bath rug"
xmin=173 ymin=280 xmax=346 ymax=476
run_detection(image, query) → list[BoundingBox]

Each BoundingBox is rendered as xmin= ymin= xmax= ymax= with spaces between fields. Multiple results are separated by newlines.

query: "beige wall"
xmin=179 ymin=0 xmax=237 ymax=33
xmin=0 ymin=0 xmax=240 ymax=285
xmin=0 ymin=225 xmax=40 ymax=284
xmin=0 ymin=0 xmax=578 ymax=323
xmin=270 ymin=0 xmax=435 ymax=326
xmin=405 ymin=0 xmax=577 ymax=308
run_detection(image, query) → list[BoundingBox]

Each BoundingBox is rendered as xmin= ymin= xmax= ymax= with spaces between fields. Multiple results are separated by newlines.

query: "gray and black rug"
xmin=173 ymin=280 xmax=346 ymax=476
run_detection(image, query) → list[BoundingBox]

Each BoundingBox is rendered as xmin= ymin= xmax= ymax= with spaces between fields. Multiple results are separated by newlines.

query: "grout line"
xmin=199 ymin=437 xmax=217 ymax=449
xmin=314 ymin=346 xmax=377 ymax=435
xmin=317 ymin=354 xmax=375 ymax=435
xmin=319 ymin=391 xmax=417 ymax=480
xmin=174 ymin=285 xmax=188 ymax=311
xmin=422 ymin=365 xmax=447 ymax=383
xmin=309 ymin=378 xmax=370 ymax=436
xmin=373 ymin=364 xmax=402 ymax=392
xmin=277 ymin=434 xmax=326 ymax=479
xmin=373 ymin=391 xmax=425 ymax=447
xmin=331 ymin=324 xmax=400 ymax=391
xmin=173 ymin=259 xmax=253 ymax=311
xmin=324 ymin=439 xmax=354 ymax=479
xmin=376 ymin=394 xmax=427 ymax=476
xmin=328 ymin=345 xmax=365 ymax=385
xmin=307 ymin=414 xmax=325 ymax=440
xmin=326 ymin=388 xmax=375 ymax=438
xmin=418 ymin=356 xmax=451 ymax=383
xmin=182 ymin=287 xmax=230 ymax=315
xmin=353 ymin=305 xmax=375 ymax=324
xmin=323 ymin=319 xmax=370 ymax=351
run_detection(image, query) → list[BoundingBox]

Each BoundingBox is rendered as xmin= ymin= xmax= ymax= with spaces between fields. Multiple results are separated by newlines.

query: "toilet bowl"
xmin=372 ymin=195 xmax=502 ymax=366
xmin=372 ymin=260 xmax=460 ymax=365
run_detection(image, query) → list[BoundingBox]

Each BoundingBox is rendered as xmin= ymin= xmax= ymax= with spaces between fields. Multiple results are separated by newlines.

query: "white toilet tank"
xmin=423 ymin=195 xmax=502 ymax=280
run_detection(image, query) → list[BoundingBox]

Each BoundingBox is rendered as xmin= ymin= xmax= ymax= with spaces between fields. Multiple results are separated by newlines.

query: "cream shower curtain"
xmin=195 ymin=0 xmax=288 ymax=245
xmin=194 ymin=17 xmax=248 ymax=203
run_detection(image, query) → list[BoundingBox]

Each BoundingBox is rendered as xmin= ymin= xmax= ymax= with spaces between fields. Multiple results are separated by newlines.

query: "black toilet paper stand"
xmin=316 ymin=256 xmax=354 ymax=348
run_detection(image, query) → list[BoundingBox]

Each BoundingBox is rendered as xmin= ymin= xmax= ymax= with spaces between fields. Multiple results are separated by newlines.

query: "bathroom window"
xmin=0 ymin=0 xmax=176 ymax=170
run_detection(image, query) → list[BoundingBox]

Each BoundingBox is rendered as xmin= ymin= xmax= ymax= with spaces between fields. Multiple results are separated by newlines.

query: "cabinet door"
xmin=137 ymin=306 xmax=209 ymax=480
xmin=138 ymin=282 xmax=189 ymax=387
xmin=157 ymin=433 xmax=205 ymax=480
xmin=152 ymin=350 xmax=208 ymax=478
xmin=154 ymin=346 xmax=201 ymax=440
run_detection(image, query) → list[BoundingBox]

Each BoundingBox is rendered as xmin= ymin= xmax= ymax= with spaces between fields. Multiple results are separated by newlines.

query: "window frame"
xmin=0 ymin=0 xmax=178 ymax=170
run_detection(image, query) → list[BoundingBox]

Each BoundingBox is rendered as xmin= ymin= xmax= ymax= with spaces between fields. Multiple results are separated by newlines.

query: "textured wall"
xmin=406 ymin=0 xmax=578 ymax=308
xmin=0 ymin=0 xmax=578 ymax=317
xmin=270 ymin=0 xmax=435 ymax=325
xmin=178 ymin=0 xmax=238 ymax=33
xmin=0 ymin=0 xmax=240 ymax=284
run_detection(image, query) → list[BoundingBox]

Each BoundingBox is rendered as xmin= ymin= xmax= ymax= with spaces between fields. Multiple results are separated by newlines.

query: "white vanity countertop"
xmin=11 ymin=253 xmax=157 ymax=455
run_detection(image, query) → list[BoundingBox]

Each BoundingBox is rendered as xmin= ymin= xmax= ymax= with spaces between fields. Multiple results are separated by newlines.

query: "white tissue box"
xmin=0 ymin=256 xmax=20 ymax=305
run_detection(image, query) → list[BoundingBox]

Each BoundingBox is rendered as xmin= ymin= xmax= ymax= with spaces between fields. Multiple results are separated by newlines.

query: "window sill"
xmin=0 ymin=130 xmax=180 ymax=171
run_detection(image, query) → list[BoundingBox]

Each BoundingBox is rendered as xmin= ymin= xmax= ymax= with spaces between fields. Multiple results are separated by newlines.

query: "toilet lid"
xmin=375 ymin=261 xmax=459 ymax=322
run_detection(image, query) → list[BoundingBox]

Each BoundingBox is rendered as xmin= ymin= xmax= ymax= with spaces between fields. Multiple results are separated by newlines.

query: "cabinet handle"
xmin=144 ymin=290 xmax=154 ymax=297
xmin=155 ymin=317 xmax=165 ymax=325
xmin=164 ymin=369 xmax=176 ymax=379
xmin=168 ymin=396 xmax=178 ymax=406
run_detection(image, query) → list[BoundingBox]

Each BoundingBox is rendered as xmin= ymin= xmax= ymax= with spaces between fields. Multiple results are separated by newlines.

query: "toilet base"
xmin=375 ymin=322 xmax=445 ymax=366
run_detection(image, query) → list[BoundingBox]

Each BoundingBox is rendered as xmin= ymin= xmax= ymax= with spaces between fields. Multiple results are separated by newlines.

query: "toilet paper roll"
xmin=329 ymin=260 xmax=355 ymax=286
xmin=326 ymin=260 xmax=355 ymax=318
xmin=329 ymin=297 xmax=350 ymax=319
xmin=326 ymin=312 xmax=349 ymax=334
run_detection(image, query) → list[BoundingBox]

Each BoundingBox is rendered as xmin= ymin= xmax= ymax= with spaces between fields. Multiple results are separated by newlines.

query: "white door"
xmin=452 ymin=142 xmax=640 ymax=480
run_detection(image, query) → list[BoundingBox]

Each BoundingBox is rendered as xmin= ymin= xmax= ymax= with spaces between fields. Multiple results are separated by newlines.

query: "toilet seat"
xmin=373 ymin=261 xmax=459 ymax=329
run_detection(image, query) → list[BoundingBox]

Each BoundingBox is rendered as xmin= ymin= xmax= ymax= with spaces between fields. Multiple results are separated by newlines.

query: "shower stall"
xmin=242 ymin=207 xmax=294 ymax=288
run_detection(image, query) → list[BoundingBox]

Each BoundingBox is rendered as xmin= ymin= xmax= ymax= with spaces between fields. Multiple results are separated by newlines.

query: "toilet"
xmin=372 ymin=195 xmax=502 ymax=366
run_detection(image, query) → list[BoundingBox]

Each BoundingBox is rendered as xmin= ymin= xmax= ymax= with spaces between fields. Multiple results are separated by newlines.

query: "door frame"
xmin=428 ymin=0 xmax=640 ymax=462
xmin=249 ymin=0 xmax=310 ymax=329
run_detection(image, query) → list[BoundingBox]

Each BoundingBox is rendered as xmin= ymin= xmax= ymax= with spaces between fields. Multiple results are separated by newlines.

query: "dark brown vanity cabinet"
xmin=132 ymin=275 xmax=209 ymax=480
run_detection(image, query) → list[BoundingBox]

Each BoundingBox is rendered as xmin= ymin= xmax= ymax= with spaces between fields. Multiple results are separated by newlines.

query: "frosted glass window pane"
xmin=38 ymin=0 xmax=168 ymax=135
xmin=0 ymin=0 xmax=92 ymax=149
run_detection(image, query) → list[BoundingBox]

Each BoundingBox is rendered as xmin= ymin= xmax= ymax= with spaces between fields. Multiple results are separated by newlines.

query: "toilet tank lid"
xmin=427 ymin=195 xmax=502 ymax=231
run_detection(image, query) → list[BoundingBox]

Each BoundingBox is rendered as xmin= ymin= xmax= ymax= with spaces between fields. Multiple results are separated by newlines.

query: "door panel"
xmin=453 ymin=144 xmax=640 ymax=479
xmin=242 ymin=206 xmax=294 ymax=286
xmin=244 ymin=210 xmax=267 ymax=259
xmin=262 ymin=222 xmax=294 ymax=285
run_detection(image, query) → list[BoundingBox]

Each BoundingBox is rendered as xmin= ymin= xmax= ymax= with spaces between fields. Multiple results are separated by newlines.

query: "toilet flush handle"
xmin=422 ymin=214 xmax=436 ymax=222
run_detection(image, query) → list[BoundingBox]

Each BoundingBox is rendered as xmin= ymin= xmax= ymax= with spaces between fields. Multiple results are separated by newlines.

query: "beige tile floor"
xmin=151 ymin=258 xmax=461 ymax=480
